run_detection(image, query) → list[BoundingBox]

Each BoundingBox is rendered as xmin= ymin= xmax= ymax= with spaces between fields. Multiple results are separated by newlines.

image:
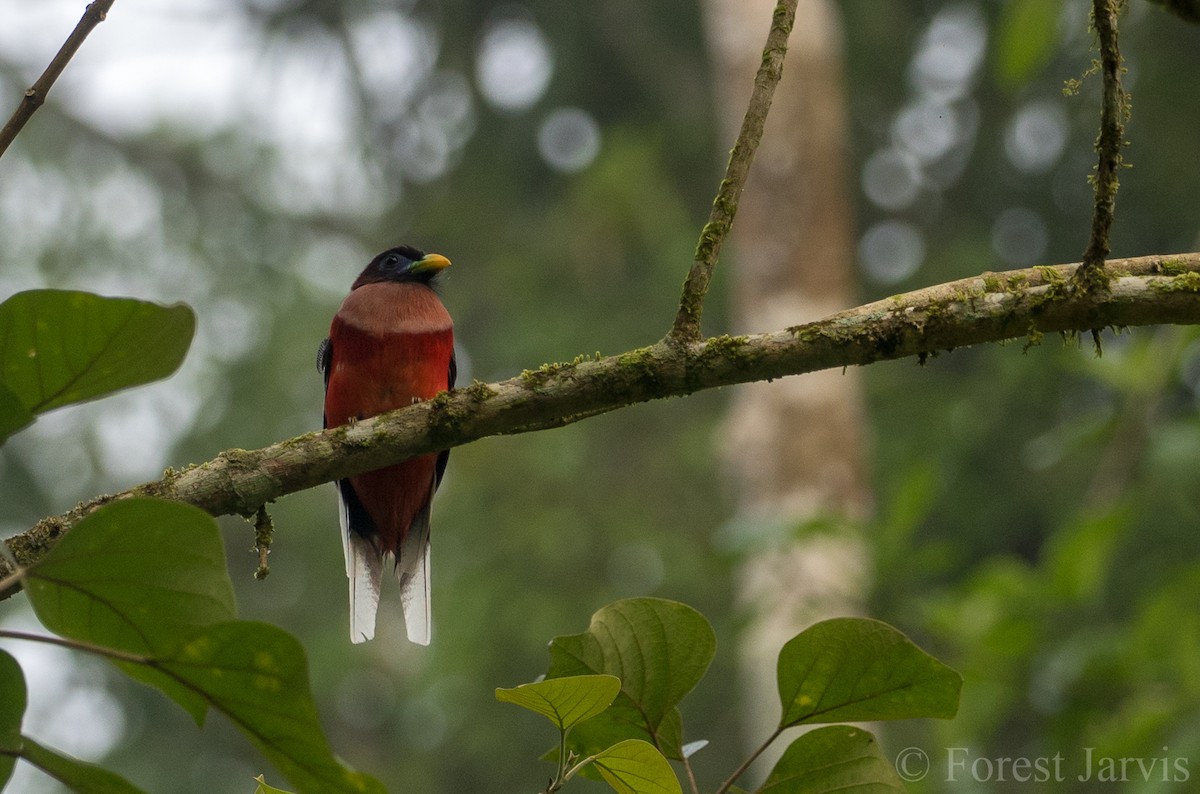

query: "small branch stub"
xmin=253 ymin=505 xmax=273 ymax=580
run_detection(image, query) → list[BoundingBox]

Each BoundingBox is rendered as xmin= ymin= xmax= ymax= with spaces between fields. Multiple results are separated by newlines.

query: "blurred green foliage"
xmin=0 ymin=0 xmax=1199 ymax=792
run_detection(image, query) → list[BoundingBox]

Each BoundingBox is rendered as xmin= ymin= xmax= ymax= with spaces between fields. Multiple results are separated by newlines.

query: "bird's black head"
xmin=352 ymin=245 xmax=452 ymax=290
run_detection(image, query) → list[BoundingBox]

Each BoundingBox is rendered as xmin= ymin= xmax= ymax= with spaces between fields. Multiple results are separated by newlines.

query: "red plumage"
xmin=319 ymin=247 xmax=455 ymax=644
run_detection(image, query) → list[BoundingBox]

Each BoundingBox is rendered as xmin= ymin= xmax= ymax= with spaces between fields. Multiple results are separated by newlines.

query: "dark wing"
xmin=434 ymin=350 xmax=457 ymax=489
xmin=317 ymin=337 xmax=332 ymax=428
xmin=317 ymin=337 xmax=332 ymax=382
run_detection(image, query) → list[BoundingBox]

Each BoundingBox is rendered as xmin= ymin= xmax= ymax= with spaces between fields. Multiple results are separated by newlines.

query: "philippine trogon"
xmin=317 ymin=245 xmax=455 ymax=644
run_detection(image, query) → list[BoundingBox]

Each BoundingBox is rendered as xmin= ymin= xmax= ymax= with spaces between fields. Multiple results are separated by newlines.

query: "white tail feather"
xmin=396 ymin=486 xmax=434 ymax=645
xmin=338 ymin=479 xmax=434 ymax=645
xmin=346 ymin=533 xmax=382 ymax=644
xmin=398 ymin=540 xmax=431 ymax=645
xmin=339 ymin=484 xmax=381 ymax=643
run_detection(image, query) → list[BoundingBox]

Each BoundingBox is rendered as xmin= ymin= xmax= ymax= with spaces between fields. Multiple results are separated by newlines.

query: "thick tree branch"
xmin=4 ymin=253 xmax=1200 ymax=595
xmin=0 ymin=0 xmax=116 ymax=160
xmin=669 ymin=0 xmax=797 ymax=343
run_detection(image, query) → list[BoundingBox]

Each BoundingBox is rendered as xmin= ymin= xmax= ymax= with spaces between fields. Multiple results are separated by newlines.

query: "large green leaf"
xmin=0 ymin=649 xmax=25 ymax=788
xmin=496 ymin=674 xmax=621 ymax=731
xmin=0 ymin=381 xmax=33 ymax=445
xmin=0 ymin=289 xmax=194 ymax=414
xmin=760 ymin=726 xmax=904 ymax=793
xmin=147 ymin=621 xmax=383 ymax=794
xmin=24 ymin=498 xmax=237 ymax=657
xmin=21 ymin=498 xmax=381 ymax=793
xmin=777 ymin=617 xmax=961 ymax=727
xmin=17 ymin=737 xmax=146 ymax=794
xmin=590 ymin=739 xmax=681 ymax=794
xmin=547 ymin=597 xmax=714 ymax=753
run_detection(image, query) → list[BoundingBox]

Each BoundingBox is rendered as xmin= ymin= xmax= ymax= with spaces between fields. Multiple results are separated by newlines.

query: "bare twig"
xmin=0 ymin=0 xmax=117 ymax=160
xmin=1075 ymin=0 xmax=1128 ymax=296
xmin=4 ymin=253 xmax=1200 ymax=592
xmin=714 ymin=727 xmax=783 ymax=794
xmin=669 ymin=0 xmax=798 ymax=344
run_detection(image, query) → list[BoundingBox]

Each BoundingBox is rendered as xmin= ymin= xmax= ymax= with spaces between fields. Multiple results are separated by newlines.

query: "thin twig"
xmin=0 ymin=0 xmax=117 ymax=160
xmin=714 ymin=727 xmax=782 ymax=794
xmin=0 ymin=628 xmax=150 ymax=664
xmin=680 ymin=751 xmax=700 ymax=794
xmin=1075 ymin=0 xmax=1128 ymax=295
xmin=668 ymin=0 xmax=799 ymax=344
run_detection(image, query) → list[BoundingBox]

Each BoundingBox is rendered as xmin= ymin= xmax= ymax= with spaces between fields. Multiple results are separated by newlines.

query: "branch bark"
xmin=5 ymin=253 xmax=1200 ymax=595
xmin=670 ymin=0 xmax=798 ymax=343
xmin=0 ymin=0 xmax=116 ymax=159
xmin=1075 ymin=0 xmax=1127 ymax=292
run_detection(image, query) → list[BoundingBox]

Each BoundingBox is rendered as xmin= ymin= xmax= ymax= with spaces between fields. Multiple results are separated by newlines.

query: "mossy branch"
xmin=0 ymin=0 xmax=117 ymax=160
xmin=5 ymin=253 xmax=1200 ymax=595
xmin=669 ymin=0 xmax=798 ymax=344
xmin=1075 ymin=0 xmax=1128 ymax=294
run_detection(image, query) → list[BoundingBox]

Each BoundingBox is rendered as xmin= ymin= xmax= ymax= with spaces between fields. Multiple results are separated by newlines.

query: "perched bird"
xmin=317 ymin=245 xmax=456 ymax=644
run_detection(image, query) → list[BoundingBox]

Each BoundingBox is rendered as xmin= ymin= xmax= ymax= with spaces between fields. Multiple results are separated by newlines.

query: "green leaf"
xmin=760 ymin=726 xmax=904 ymax=793
xmin=547 ymin=597 xmax=714 ymax=751
xmin=993 ymin=0 xmax=1064 ymax=91
xmin=777 ymin=617 xmax=961 ymax=727
xmin=0 ymin=649 xmax=25 ymax=788
xmin=143 ymin=622 xmax=383 ymax=794
xmin=21 ymin=498 xmax=382 ymax=793
xmin=0 ymin=381 xmax=33 ymax=445
xmin=539 ymin=707 xmax=685 ymax=778
xmin=17 ymin=736 xmax=146 ymax=793
xmin=25 ymin=498 xmax=237 ymax=657
xmin=254 ymin=775 xmax=296 ymax=794
xmin=496 ymin=674 xmax=621 ymax=731
xmin=0 ymin=289 xmax=194 ymax=414
xmin=590 ymin=739 xmax=681 ymax=794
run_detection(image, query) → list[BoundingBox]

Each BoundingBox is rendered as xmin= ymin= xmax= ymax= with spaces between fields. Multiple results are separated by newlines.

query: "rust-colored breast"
xmin=324 ymin=281 xmax=454 ymax=549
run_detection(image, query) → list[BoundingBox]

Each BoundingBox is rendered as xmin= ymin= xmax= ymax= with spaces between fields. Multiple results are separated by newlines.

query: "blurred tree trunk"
xmin=701 ymin=0 xmax=872 ymax=776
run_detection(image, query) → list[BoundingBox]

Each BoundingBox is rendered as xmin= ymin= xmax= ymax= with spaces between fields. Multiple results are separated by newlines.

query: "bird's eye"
xmin=381 ymin=254 xmax=403 ymax=271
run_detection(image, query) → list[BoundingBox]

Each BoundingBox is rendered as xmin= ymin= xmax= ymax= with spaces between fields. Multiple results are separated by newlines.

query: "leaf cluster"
xmin=0 ymin=290 xmax=381 ymax=793
xmin=496 ymin=598 xmax=962 ymax=794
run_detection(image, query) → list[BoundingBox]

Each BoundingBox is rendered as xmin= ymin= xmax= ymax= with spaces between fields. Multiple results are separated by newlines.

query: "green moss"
xmin=703 ymin=334 xmax=749 ymax=354
xmin=694 ymin=335 xmax=761 ymax=375
xmin=982 ymin=274 xmax=1003 ymax=292
xmin=519 ymin=361 xmax=571 ymax=389
xmin=949 ymin=286 xmax=986 ymax=305
xmin=1033 ymin=265 xmax=1065 ymax=284
xmin=616 ymin=346 xmax=662 ymax=390
xmin=465 ymin=380 xmax=498 ymax=401
xmin=1023 ymin=326 xmax=1045 ymax=353
xmin=1156 ymin=258 xmax=1189 ymax=277
xmin=426 ymin=391 xmax=471 ymax=446
xmin=1151 ymin=271 xmax=1200 ymax=293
